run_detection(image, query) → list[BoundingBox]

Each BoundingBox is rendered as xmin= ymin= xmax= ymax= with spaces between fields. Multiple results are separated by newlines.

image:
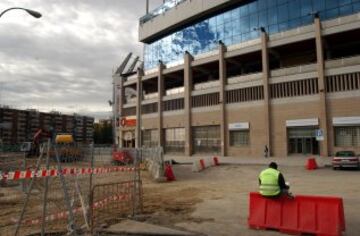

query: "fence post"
xmin=22 ymin=151 xmax=27 ymax=192
xmin=41 ymin=139 xmax=51 ymax=236
xmin=89 ymin=186 xmax=94 ymax=235
xmin=88 ymin=143 xmax=95 ymax=224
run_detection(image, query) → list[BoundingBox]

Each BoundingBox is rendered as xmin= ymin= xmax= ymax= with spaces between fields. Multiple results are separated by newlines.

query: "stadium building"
xmin=115 ymin=0 xmax=360 ymax=157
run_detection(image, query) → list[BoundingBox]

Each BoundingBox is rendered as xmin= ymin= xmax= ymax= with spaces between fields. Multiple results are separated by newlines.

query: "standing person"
xmin=258 ymin=162 xmax=291 ymax=198
xmin=264 ymin=145 xmax=269 ymax=158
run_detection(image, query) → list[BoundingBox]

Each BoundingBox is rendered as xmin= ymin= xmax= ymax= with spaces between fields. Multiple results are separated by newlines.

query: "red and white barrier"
xmin=192 ymin=157 xmax=220 ymax=172
xmin=14 ymin=192 xmax=132 ymax=226
xmin=0 ymin=166 xmax=136 ymax=181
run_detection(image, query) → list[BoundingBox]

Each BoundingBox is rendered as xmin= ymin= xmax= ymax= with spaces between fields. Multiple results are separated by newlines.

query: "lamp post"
xmin=0 ymin=7 xmax=42 ymax=18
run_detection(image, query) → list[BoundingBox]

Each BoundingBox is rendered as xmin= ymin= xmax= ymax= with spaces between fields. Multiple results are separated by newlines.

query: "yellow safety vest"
xmin=259 ymin=168 xmax=281 ymax=197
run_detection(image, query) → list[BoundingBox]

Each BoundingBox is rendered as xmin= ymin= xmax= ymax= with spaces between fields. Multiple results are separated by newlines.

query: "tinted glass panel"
xmin=144 ymin=0 xmax=360 ymax=69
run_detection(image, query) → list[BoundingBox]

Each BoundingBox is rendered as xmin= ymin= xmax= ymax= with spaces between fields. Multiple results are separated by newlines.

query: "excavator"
xmin=24 ymin=129 xmax=82 ymax=162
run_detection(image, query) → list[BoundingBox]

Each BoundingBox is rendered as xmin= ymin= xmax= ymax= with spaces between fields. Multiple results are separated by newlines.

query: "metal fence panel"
xmin=0 ymin=142 xmax=142 ymax=236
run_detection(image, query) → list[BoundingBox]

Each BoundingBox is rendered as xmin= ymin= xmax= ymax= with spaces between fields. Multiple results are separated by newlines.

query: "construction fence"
xmin=0 ymin=142 xmax=144 ymax=236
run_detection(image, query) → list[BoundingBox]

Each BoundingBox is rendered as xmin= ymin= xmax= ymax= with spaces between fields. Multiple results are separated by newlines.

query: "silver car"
xmin=332 ymin=151 xmax=360 ymax=170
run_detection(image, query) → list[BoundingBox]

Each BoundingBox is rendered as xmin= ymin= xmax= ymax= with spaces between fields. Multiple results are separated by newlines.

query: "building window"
xmin=230 ymin=130 xmax=250 ymax=146
xmin=142 ymin=129 xmax=158 ymax=147
xmin=165 ymin=128 xmax=185 ymax=153
xmin=335 ymin=126 xmax=360 ymax=147
xmin=193 ymin=126 xmax=220 ymax=154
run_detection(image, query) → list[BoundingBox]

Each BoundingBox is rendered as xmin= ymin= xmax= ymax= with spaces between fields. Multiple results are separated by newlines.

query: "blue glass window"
xmin=224 ymin=11 xmax=232 ymax=22
xmin=314 ymin=0 xmax=326 ymax=12
xmin=258 ymin=10 xmax=267 ymax=26
xmin=267 ymin=7 xmax=278 ymax=25
xmin=339 ymin=0 xmax=351 ymax=5
xmin=144 ymin=0 xmax=360 ymax=69
xmin=278 ymin=4 xmax=289 ymax=23
xmin=288 ymin=0 xmax=301 ymax=19
xmin=327 ymin=0 xmax=339 ymax=9
xmin=326 ymin=8 xmax=339 ymax=18
xmin=249 ymin=1 xmax=258 ymax=14
xmin=339 ymin=4 xmax=353 ymax=15
xmin=250 ymin=14 xmax=259 ymax=30
xmin=301 ymin=0 xmax=313 ymax=16
xmin=240 ymin=4 xmax=249 ymax=17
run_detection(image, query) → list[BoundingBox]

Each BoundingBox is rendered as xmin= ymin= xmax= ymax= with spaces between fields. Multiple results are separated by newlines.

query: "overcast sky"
xmin=0 ymin=0 xmax=162 ymax=120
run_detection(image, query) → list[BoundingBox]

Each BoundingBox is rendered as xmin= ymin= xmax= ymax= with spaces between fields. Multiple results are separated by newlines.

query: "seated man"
xmin=259 ymin=162 xmax=291 ymax=198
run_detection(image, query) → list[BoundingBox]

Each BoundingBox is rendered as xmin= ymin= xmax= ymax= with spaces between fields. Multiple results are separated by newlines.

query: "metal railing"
xmin=140 ymin=0 xmax=186 ymax=24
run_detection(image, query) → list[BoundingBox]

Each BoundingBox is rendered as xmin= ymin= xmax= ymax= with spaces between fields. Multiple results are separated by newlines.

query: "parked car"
xmin=332 ymin=151 xmax=360 ymax=170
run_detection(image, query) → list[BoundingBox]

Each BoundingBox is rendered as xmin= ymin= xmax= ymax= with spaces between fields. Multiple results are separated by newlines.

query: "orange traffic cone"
xmin=164 ymin=164 xmax=176 ymax=181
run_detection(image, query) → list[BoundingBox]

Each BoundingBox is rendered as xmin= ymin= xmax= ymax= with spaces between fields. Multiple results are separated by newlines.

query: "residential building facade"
xmin=0 ymin=106 xmax=94 ymax=144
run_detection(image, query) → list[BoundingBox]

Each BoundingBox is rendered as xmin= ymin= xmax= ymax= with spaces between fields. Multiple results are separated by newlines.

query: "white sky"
xmin=0 ymin=0 xmax=163 ymax=120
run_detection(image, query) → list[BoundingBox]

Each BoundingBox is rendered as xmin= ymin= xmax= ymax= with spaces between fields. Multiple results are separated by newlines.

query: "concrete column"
xmin=136 ymin=68 xmax=144 ymax=148
xmin=184 ymin=52 xmax=193 ymax=156
xmin=118 ymin=75 xmax=124 ymax=148
xmin=314 ymin=16 xmax=329 ymax=157
xmin=157 ymin=62 xmax=165 ymax=148
xmin=261 ymin=29 xmax=272 ymax=156
xmin=219 ymin=42 xmax=227 ymax=157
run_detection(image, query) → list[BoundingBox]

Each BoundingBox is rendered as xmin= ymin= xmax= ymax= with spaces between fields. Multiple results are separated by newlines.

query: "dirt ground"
xmin=1 ymin=159 xmax=359 ymax=236
xmin=142 ymin=164 xmax=360 ymax=236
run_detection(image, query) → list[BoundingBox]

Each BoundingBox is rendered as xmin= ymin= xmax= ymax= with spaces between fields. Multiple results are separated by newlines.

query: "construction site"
xmin=1 ymin=0 xmax=360 ymax=235
xmin=1 ymin=145 xmax=360 ymax=236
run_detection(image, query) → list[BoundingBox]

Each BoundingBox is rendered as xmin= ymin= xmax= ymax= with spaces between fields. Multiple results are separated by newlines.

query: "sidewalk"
xmin=165 ymin=155 xmax=333 ymax=168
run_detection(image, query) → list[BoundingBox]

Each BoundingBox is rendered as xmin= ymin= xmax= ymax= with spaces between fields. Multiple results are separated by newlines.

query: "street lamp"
xmin=0 ymin=7 xmax=42 ymax=19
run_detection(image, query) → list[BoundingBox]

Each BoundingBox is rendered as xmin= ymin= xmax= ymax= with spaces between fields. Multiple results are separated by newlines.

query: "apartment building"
xmin=0 ymin=106 xmax=94 ymax=144
xmin=115 ymin=0 xmax=360 ymax=157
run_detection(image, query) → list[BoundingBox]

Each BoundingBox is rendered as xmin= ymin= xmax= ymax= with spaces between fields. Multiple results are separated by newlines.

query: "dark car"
xmin=332 ymin=151 xmax=360 ymax=170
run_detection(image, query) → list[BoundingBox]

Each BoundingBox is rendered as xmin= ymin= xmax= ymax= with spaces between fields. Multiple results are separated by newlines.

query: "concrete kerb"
xmin=165 ymin=155 xmax=333 ymax=169
xmin=191 ymin=157 xmax=220 ymax=172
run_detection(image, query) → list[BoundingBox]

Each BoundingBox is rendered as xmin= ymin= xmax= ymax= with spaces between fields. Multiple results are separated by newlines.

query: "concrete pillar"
xmin=184 ymin=52 xmax=193 ymax=156
xmin=118 ymin=75 xmax=124 ymax=148
xmin=157 ymin=62 xmax=165 ymax=148
xmin=219 ymin=42 xmax=227 ymax=157
xmin=261 ymin=30 xmax=272 ymax=156
xmin=136 ymin=68 xmax=144 ymax=148
xmin=314 ymin=16 xmax=329 ymax=157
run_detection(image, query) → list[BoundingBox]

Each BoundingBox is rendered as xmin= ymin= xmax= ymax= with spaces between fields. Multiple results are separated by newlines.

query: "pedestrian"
xmin=258 ymin=162 xmax=292 ymax=198
xmin=264 ymin=145 xmax=269 ymax=158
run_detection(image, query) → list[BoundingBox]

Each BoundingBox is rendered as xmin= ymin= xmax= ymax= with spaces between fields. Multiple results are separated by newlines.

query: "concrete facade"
xmin=117 ymin=3 xmax=360 ymax=157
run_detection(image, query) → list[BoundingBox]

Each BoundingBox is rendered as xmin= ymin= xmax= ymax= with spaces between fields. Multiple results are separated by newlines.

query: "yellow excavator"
xmin=26 ymin=130 xmax=82 ymax=162
xmin=54 ymin=134 xmax=83 ymax=162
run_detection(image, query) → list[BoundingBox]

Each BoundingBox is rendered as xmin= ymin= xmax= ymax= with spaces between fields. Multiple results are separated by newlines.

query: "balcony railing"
xmin=165 ymin=87 xmax=184 ymax=96
xmin=194 ymin=80 xmax=219 ymax=91
xmin=140 ymin=0 xmax=186 ymax=24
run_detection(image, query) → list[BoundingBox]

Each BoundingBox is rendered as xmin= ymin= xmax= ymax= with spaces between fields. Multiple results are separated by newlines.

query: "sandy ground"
xmin=142 ymin=164 xmax=360 ymax=236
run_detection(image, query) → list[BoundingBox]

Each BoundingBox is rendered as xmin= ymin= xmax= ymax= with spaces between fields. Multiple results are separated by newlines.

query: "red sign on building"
xmin=120 ymin=118 xmax=136 ymax=127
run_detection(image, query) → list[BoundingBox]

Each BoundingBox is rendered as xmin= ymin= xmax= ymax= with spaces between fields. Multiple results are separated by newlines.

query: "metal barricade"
xmin=89 ymin=180 xmax=143 ymax=233
xmin=0 ymin=142 xmax=142 ymax=236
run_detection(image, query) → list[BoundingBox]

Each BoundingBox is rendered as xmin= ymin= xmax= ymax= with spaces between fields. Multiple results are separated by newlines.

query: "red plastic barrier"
xmin=164 ymin=164 xmax=176 ymax=181
xmin=112 ymin=151 xmax=132 ymax=164
xmin=199 ymin=159 xmax=206 ymax=170
xmin=306 ymin=158 xmax=318 ymax=170
xmin=213 ymin=157 xmax=219 ymax=166
xmin=248 ymin=192 xmax=345 ymax=236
